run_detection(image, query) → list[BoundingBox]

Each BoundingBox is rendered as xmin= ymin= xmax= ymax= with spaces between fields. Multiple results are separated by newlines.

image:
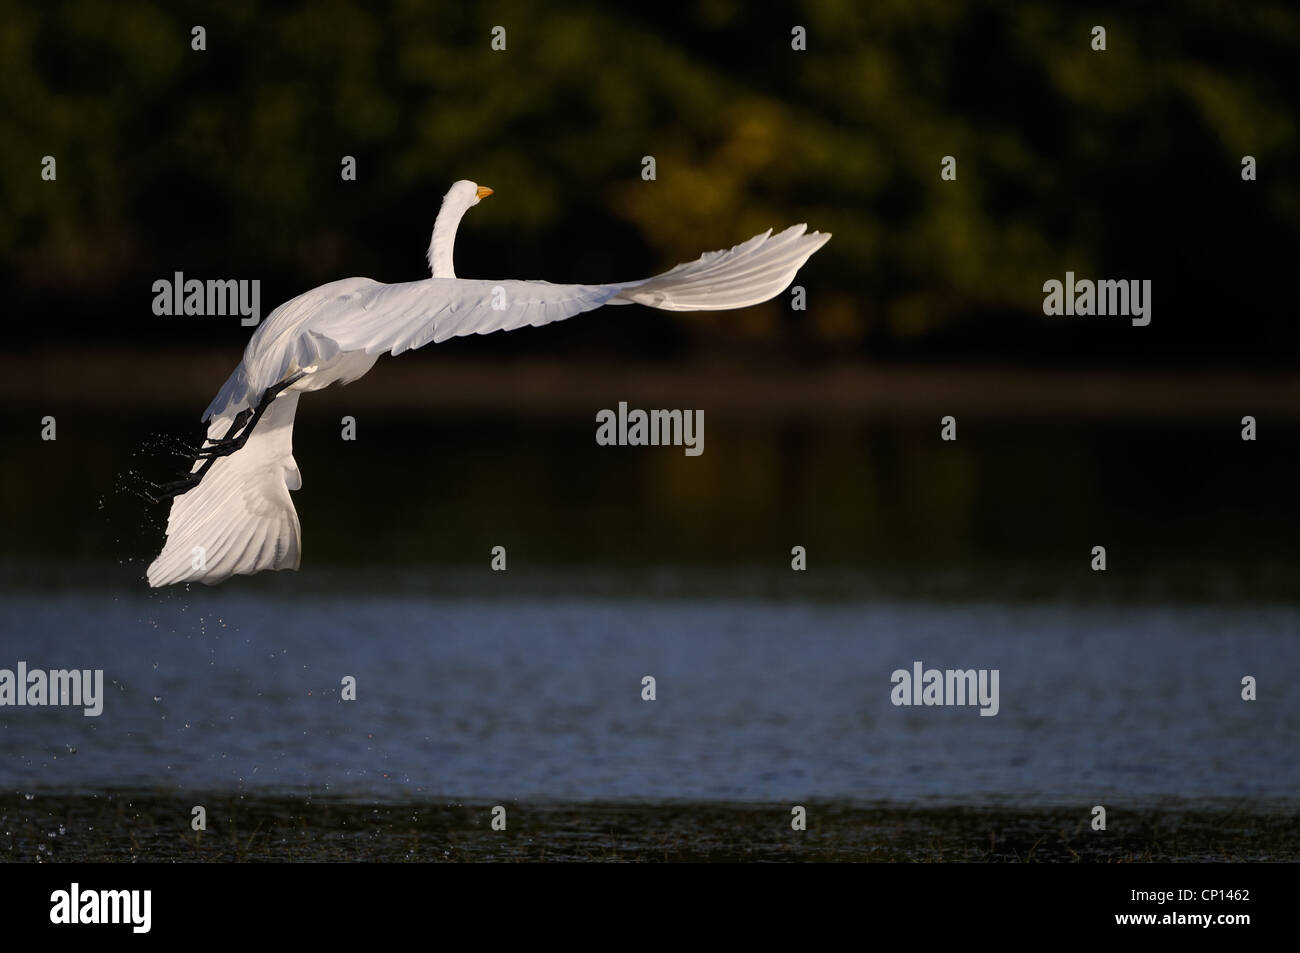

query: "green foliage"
xmin=1 ymin=1 xmax=1295 ymax=350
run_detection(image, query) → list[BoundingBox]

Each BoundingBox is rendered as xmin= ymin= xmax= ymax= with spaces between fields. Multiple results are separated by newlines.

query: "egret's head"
xmin=430 ymin=181 xmax=493 ymax=277
xmin=447 ymin=179 xmax=493 ymax=208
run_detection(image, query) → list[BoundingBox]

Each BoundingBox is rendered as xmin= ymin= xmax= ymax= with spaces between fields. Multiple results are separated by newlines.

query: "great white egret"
xmin=146 ymin=180 xmax=829 ymax=587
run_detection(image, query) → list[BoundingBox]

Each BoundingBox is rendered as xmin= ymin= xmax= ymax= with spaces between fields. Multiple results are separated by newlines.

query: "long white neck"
xmin=427 ymin=190 xmax=473 ymax=278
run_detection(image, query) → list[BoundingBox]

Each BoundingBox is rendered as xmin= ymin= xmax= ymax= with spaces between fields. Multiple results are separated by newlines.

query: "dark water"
xmin=6 ymin=407 xmax=1300 ymax=578
xmin=1 ymin=409 xmax=1297 ymax=859
xmin=1 ymin=584 xmax=1296 ymax=804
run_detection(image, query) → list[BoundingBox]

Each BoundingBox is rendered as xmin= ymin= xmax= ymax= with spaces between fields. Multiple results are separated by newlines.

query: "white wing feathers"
xmin=146 ymin=393 xmax=303 ymax=587
xmin=313 ymin=223 xmax=830 ymax=356
xmin=204 ymin=226 xmax=828 ymax=420
xmin=203 ymin=278 xmax=370 ymax=422
xmin=151 ymin=224 xmax=828 ymax=586
xmin=611 ymin=224 xmax=830 ymax=311
xmin=315 ymin=279 xmax=620 ymax=355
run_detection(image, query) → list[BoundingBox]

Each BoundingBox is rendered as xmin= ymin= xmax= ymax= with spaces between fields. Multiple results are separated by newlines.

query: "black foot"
xmin=192 ymin=436 xmax=247 ymax=458
xmin=145 ymin=474 xmax=202 ymax=503
xmin=190 ymin=407 xmax=257 ymax=458
xmin=143 ymin=373 xmax=303 ymax=505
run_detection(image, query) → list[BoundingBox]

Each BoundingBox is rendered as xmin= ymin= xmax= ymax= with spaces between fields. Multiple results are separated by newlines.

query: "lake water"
xmin=2 ymin=578 xmax=1295 ymax=805
xmin=1 ymin=409 xmax=1297 ymax=858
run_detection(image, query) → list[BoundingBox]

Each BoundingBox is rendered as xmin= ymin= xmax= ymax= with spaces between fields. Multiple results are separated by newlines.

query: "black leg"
xmin=145 ymin=372 xmax=304 ymax=503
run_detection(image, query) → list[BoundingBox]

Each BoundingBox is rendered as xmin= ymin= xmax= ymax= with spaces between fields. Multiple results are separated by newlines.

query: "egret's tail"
xmin=611 ymin=224 xmax=830 ymax=311
xmin=147 ymin=393 xmax=303 ymax=587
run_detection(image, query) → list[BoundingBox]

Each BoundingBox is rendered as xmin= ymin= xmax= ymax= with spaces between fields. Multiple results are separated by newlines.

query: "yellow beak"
xmin=476 ymin=186 xmax=494 ymax=199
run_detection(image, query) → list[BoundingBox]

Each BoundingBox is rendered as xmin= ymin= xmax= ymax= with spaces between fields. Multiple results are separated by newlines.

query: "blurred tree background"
xmin=1 ymin=0 xmax=1296 ymax=366
xmin=1 ymin=0 xmax=1298 ymax=584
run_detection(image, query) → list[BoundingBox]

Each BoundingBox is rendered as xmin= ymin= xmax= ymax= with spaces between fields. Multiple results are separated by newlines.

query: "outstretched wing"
xmin=150 ymin=225 xmax=828 ymax=587
xmin=610 ymin=224 xmax=831 ymax=311
xmin=147 ymin=392 xmax=303 ymax=587
xmin=310 ymin=225 xmax=830 ymax=355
